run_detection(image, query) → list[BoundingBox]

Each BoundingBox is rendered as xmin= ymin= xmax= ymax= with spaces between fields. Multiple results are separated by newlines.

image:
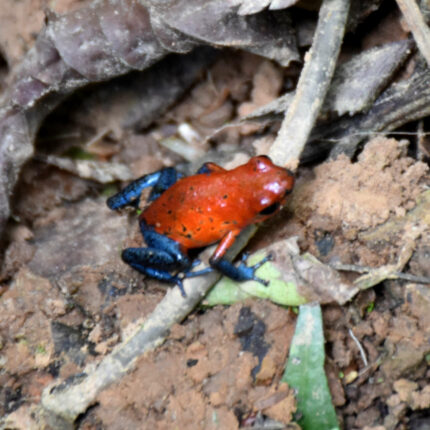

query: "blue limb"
xmin=196 ymin=164 xmax=213 ymax=174
xmin=196 ymin=162 xmax=225 ymax=175
xmin=107 ymin=167 xmax=180 ymax=210
xmin=175 ymin=257 xmax=214 ymax=279
xmin=209 ymin=253 xmax=273 ymax=286
xmin=148 ymin=168 xmax=182 ymax=202
xmin=126 ymin=222 xmax=194 ymax=296
xmin=122 ymin=248 xmax=178 ymax=271
xmin=122 ymin=247 xmax=188 ymax=297
xmin=141 ymin=222 xmax=190 ymax=267
xmin=182 ymin=266 xmax=214 ymax=278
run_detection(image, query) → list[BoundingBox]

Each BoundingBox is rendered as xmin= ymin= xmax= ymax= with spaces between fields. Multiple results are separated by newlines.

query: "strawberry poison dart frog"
xmin=107 ymin=156 xmax=294 ymax=297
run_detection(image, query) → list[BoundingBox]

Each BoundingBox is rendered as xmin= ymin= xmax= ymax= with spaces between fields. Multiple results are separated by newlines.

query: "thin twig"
xmin=269 ymin=0 xmax=350 ymax=168
xmin=331 ymin=262 xmax=430 ymax=284
xmin=348 ymin=328 xmax=368 ymax=367
xmin=396 ymin=0 xmax=430 ymax=67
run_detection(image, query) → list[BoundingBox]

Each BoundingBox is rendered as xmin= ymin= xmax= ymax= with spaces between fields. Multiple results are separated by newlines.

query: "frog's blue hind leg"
xmin=122 ymin=247 xmax=189 ymax=297
xmin=120 ymin=222 xmax=195 ymax=297
xmin=143 ymin=223 xmax=215 ymax=279
xmin=122 ymin=245 xmax=184 ymax=279
xmin=107 ymin=167 xmax=181 ymax=210
xmin=142 ymin=223 xmax=191 ymax=268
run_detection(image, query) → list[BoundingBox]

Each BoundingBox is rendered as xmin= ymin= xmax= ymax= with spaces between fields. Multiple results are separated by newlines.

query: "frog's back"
xmin=141 ymin=156 xmax=294 ymax=250
xmin=141 ymin=170 xmax=253 ymax=249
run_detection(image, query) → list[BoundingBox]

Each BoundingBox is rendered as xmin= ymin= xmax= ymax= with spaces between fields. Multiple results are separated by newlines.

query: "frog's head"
xmin=247 ymin=155 xmax=295 ymax=222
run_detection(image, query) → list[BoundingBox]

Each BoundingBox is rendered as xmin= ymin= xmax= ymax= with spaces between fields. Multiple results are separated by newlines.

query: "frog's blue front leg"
xmin=182 ymin=262 xmax=214 ymax=279
xmin=209 ymin=252 xmax=272 ymax=286
xmin=107 ymin=167 xmax=180 ymax=210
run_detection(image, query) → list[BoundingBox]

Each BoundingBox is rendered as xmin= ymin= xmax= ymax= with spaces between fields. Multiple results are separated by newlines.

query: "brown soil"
xmin=1 ymin=2 xmax=430 ymax=430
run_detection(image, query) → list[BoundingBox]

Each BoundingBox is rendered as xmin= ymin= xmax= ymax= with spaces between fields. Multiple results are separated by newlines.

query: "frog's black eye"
xmin=259 ymin=202 xmax=280 ymax=216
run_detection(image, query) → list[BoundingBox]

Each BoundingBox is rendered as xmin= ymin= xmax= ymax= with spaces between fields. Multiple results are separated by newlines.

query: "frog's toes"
xmin=240 ymin=251 xmax=250 ymax=262
xmin=189 ymin=259 xmax=202 ymax=269
xmin=255 ymin=276 xmax=270 ymax=287
xmin=251 ymin=254 xmax=273 ymax=271
xmin=179 ymin=285 xmax=187 ymax=297
xmin=247 ymin=253 xmax=272 ymax=287
xmin=173 ymin=278 xmax=187 ymax=298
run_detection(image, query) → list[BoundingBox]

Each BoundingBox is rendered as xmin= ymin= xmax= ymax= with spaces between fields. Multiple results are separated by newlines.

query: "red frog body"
xmin=107 ymin=156 xmax=294 ymax=296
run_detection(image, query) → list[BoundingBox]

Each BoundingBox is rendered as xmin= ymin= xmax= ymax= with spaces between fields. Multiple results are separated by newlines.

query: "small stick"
xmin=331 ymin=262 xmax=430 ymax=284
xmin=348 ymin=328 xmax=368 ymax=367
xmin=269 ymin=0 xmax=350 ymax=168
xmin=396 ymin=0 xmax=430 ymax=67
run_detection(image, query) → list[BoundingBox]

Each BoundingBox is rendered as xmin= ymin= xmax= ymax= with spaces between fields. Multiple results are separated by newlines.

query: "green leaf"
xmin=282 ymin=303 xmax=339 ymax=430
xmin=204 ymin=251 xmax=308 ymax=307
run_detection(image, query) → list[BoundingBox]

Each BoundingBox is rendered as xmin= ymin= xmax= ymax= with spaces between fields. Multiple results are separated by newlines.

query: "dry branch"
xmin=269 ymin=0 xmax=350 ymax=168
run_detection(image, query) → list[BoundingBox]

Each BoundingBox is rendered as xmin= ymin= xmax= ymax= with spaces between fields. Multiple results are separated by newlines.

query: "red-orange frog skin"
xmin=107 ymin=156 xmax=294 ymax=296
